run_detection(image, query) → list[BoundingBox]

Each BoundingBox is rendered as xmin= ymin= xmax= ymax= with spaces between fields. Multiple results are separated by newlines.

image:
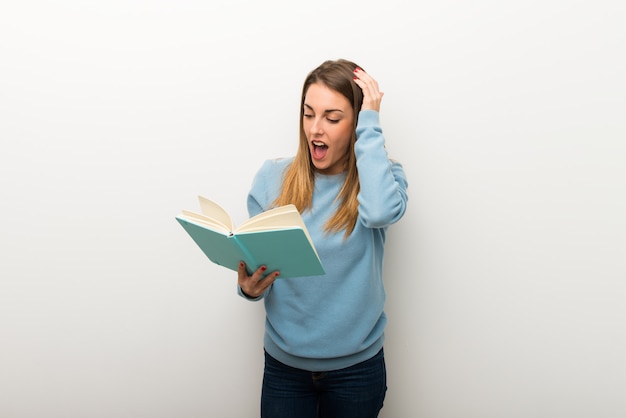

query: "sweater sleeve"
xmin=354 ymin=110 xmax=408 ymax=228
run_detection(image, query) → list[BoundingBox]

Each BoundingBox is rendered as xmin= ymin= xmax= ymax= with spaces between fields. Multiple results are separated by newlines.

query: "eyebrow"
xmin=303 ymin=104 xmax=345 ymax=114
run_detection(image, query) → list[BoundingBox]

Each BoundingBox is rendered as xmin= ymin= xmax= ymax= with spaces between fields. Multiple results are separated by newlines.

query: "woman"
xmin=238 ymin=58 xmax=408 ymax=418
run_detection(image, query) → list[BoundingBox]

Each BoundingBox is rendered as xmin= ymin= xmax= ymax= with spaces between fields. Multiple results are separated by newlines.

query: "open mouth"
xmin=311 ymin=141 xmax=328 ymax=160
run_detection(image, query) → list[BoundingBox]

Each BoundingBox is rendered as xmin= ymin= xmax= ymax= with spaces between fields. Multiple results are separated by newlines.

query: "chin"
xmin=310 ymin=159 xmax=324 ymax=171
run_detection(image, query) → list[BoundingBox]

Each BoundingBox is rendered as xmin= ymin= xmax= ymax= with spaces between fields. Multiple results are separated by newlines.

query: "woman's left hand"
xmin=353 ymin=67 xmax=384 ymax=112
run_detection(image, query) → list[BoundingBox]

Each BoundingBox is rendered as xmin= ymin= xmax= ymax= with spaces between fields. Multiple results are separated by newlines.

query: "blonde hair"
xmin=273 ymin=59 xmax=364 ymax=237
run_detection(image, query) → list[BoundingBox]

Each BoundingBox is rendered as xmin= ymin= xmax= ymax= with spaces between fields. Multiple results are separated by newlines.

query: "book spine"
xmin=231 ymin=235 xmax=258 ymax=273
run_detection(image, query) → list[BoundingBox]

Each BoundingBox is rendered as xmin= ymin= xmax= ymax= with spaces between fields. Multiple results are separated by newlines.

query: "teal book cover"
xmin=176 ymin=198 xmax=325 ymax=279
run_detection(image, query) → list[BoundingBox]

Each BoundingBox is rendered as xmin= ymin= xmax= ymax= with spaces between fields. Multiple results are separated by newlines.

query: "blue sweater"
xmin=241 ymin=110 xmax=408 ymax=371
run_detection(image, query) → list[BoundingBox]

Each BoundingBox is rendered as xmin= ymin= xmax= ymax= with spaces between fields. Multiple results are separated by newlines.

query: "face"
xmin=302 ymin=83 xmax=354 ymax=175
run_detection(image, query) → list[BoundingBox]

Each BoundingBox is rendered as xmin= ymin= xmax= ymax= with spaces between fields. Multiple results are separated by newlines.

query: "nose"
xmin=310 ymin=117 xmax=324 ymax=135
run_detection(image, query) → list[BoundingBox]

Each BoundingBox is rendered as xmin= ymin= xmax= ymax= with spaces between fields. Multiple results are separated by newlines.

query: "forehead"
xmin=304 ymin=83 xmax=351 ymax=111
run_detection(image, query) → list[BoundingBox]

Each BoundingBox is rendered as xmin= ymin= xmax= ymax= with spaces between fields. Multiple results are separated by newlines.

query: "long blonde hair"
xmin=273 ymin=59 xmax=364 ymax=237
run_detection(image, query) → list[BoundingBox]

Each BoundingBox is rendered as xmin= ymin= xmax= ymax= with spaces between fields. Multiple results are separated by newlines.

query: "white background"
xmin=1 ymin=1 xmax=625 ymax=417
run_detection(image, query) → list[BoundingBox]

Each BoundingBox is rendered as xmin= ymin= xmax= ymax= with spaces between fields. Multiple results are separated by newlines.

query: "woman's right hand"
xmin=238 ymin=262 xmax=279 ymax=298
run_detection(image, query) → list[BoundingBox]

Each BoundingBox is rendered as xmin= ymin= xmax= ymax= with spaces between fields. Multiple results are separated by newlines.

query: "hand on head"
xmin=353 ymin=67 xmax=384 ymax=112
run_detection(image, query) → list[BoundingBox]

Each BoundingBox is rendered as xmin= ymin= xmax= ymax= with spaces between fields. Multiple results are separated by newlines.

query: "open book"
xmin=176 ymin=196 xmax=325 ymax=279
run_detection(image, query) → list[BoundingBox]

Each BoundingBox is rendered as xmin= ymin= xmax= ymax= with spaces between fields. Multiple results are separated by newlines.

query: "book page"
xmin=237 ymin=205 xmax=302 ymax=232
xmin=198 ymin=196 xmax=234 ymax=231
xmin=180 ymin=210 xmax=230 ymax=234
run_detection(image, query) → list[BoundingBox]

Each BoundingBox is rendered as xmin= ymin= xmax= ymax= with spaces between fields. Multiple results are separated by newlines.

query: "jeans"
xmin=261 ymin=348 xmax=387 ymax=418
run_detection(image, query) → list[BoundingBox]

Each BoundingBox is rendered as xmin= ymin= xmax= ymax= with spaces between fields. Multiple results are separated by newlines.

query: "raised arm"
xmin=353 ymin=69 xmax=408 ymax=228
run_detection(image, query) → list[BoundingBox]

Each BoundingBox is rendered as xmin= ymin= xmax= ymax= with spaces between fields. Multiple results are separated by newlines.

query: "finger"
xmin=353 ymin=68 xmax=379 ymax=89
xmin=259 ymin=270 xmax=279 ymax=291
xmin=244 ymin=266 xmax=279 ymax=297
xmin=353 ymin=69 xmax=382 ymax=105
xmin=353 ymin=78 xmax=377 ymax=101
xmin=355 ymin=82 xmax=383 ymax=111
xmin=238 ymin=261 xmax=248 ymax=279
xmin=252 ymin=265 xmax=268 ymax=280
xmin=252 ymin=265 xmax=280 ymax=282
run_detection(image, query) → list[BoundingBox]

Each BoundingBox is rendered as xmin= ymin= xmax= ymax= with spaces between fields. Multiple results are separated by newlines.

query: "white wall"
xmin=1 ymin=1 xmax=624 ymax=417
